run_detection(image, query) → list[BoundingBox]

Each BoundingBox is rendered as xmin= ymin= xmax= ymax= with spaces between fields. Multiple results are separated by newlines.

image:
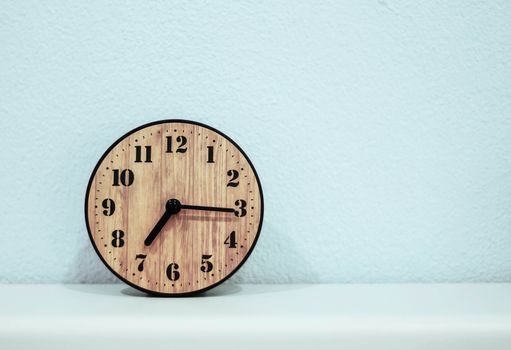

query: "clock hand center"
xmin=165 ymin=198 xmax=182 ymax=214
xmin=143 ymin=198 xmax=181 ymax=247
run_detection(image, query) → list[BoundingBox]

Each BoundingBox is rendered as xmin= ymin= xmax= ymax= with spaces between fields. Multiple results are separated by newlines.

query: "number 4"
xmin=224 ymin=231 xmax=237 ymax=248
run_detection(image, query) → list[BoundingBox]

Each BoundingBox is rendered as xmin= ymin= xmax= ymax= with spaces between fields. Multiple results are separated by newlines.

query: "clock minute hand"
xmin=144 ymin=199 xmax=182 ymax=246
xmin=181 ymin=204 xmax=235 ymax=213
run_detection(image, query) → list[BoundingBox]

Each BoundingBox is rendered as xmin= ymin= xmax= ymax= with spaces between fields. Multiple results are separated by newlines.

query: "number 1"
xmin=207 ymin=146 xmax=214 ymax=163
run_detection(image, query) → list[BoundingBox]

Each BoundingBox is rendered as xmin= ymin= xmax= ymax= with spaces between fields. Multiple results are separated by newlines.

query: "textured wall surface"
xmin=1 ymin=1 xmax=510 ymax=283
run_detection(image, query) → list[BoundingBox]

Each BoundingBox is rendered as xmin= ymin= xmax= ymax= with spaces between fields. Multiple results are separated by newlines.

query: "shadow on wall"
xmin=66 ymin=239 xmax=119 ymax=283
xmin=67 ymin=218 xmax=322 ymax=285
xmin=228 ymin=221 xmax=323 ymax=284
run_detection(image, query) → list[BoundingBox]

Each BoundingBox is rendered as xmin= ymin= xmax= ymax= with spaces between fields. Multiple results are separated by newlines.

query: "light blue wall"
xmin=1 ymin=1 xmax=510 ymax=283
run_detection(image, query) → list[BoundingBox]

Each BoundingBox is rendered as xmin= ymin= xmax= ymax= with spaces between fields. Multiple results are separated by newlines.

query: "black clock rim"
xmin=84 ymin=119 xmax=264 ymax=297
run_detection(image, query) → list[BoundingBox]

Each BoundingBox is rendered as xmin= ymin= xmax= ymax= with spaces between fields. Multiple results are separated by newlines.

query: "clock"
xmin=84 ymin=120 xmax=263 ymax=296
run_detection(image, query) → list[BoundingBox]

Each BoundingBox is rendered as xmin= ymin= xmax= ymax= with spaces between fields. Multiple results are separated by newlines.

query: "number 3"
xmin=234 ymin=199 xmax=247 ymax=217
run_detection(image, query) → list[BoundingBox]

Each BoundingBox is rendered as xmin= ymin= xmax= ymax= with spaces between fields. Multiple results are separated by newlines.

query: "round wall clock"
xmin=85 ymin=120 xmax=263 ymax=296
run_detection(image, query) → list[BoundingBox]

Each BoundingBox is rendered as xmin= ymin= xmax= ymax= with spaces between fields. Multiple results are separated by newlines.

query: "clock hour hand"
xmin=181 ymin=204 xmax=235 ymax=213
xmin=144 ymin=199 xmax=181 ymax=246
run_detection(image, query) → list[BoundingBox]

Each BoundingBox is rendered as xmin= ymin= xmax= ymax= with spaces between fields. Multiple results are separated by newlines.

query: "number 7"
xmin=136 ymin=254 xmax=147 ymax=272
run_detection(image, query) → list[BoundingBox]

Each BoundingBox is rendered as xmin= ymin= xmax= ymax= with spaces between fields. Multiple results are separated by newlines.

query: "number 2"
xmin=227 ymin=170 xmax=239 ymax=187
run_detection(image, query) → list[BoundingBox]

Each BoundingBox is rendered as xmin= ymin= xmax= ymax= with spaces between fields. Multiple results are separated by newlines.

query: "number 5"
xmin=200 ymin=254 xmax=213 ymax=273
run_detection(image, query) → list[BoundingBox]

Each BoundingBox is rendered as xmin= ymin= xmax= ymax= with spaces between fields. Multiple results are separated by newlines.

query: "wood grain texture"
xmin=85 ymin=121 xmax=263 ymax=295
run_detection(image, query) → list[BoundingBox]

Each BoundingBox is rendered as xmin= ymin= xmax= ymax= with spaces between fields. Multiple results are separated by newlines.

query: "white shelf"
xmin=1 ymin=283 xmax=511 ymax=349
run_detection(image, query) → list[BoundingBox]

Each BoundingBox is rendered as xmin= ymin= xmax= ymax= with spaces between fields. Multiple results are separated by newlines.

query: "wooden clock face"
xmin=85 ymin=120 xmax=263 ymax=296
